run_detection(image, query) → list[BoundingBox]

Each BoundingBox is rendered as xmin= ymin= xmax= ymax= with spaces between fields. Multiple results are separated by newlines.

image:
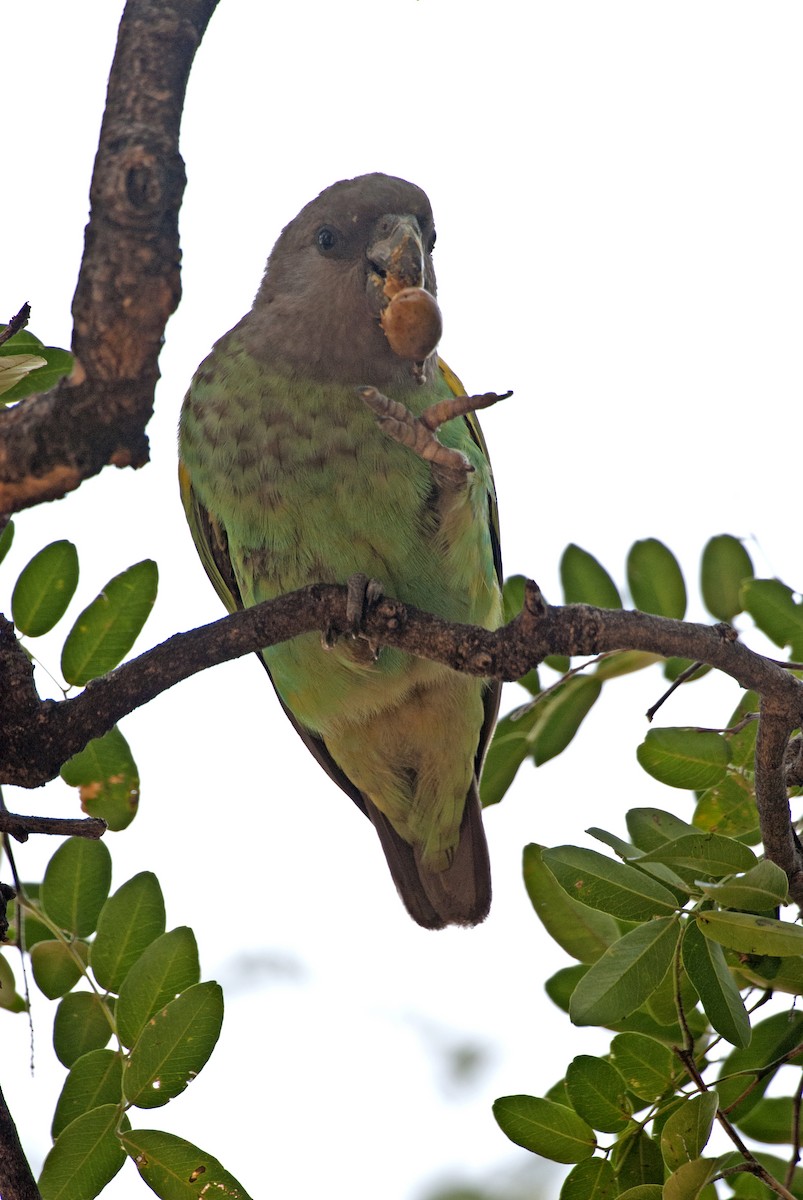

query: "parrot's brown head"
xmin=247 ymin=173 xmax=441 ymax=386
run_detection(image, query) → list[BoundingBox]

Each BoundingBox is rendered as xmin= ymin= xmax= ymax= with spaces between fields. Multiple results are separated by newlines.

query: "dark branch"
xmin=0 ymin=0 xmax=219 ymax=515
xmin=2 ymin=581 xmax=803 ymax=900
xmin=0 ymin=304 xmax=31 ymax=350
xmin=0 ymin=1081 xmax=41 ymax=1200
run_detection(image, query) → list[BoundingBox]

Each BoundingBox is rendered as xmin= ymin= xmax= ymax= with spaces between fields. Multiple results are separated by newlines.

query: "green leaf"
xmin=697 ymin=911 xmax=803 ymax=957
xmin=662 ymin=1157 xmax=719 ymax=1200
xmin=638 ymin=832 xmax=756 ymax=877
xmin=38 ymin=1104 xmax=125 ymax=1200
xmin=492 ymin=1094 xmax=596 ymax=1162
xmin=61 ymin=560 xmax=158 ymax=686
xmin=694 ymin=774 xmax=760 ymax=841
xmin=121 ymin=1129 xmax=254 ymax=1200
xmin=610 ymin=1032 xmax=675 ymax=1102
xmin=60 ymin=726 xmax=140 ymax=831
xmin=734 ymin=1096 xmax=803 ymax=1145
xmin=116 ymin=927 xmax=201 ymax=1048
xmin=91 ymin=872 xmax=166 ymax=993
xmin=560 ymin=544 xmax=622 ymax=608
xmin=0 ymin=519 xmax=14 ymax=565
xmin=735 ymin=955 xmax=803 ymax=997
xmin=742 ymin=578 xmax=803 ymax=658
xmin=531 ymin=676 xmax=601 ymax=765
xmin=627 ymin=539 xmax=686 ymax=619
xmin=660 ymin=1091 xmax=718 ymax=1170
xmin=41 ymin=838 xmax=112 ymax=937
xmin=611 ymin=1128 xmax=665 ymax=1189
xmin=0 ymin=353 xmax=46 ymax=395
xmin=697 ymin=859 xmax=789 ymax=911
xmin=682 ymin=919 xmax=750 ymax=1048
xmin=52 ymin=1049 xmax=124 ymax=1139
xmin=523 ymin=845 xmax=619 ymax=964
xmin=0 ymin=327 xmax=74 ymax=405
xmin=480 ymin=708 xmax=536 ymax=806
xmin=637 ymin=728 xmax=730 ymax=790
xmin=701 ymin=535 xmax=754 ymax=621
xmin=53 ymin=992 xmax=113 ymax=1068
xmin=545 ymin=965 xmax=589 ymax=1012
xmin=0 ymin=951 xmax=26 ymax=1012
xmin=594 ymin=650 xmax=662 ymax=680
xmin=11 ymin=540 xmax=78 ymax=636
xmin=31 ymin=939 xmax=86 ymax=1000
xmin=123 ymin=981 xmax=223 ymax=1108
xmin=502 ymin=574 xmax=527 ymax=623
xmin=616 ymin=1189 xmax=663 ymax=1200
xmin=565 ymin=1054 xmax=631 ymax=1133
xmin=717 ymin=1011 xmax=803 ymax=1119
xmin=626 ymin=807 xmax=699 ymax=851
xmin=570 ymin=918 xmax=680 ymax=1026
xmin=560 ymin=1157 xmax=618 ymax=1199
xmin=542 ymin=845 xmax=679 ymax=920
xmin=586 ymin=826 xmax=692 ymax=896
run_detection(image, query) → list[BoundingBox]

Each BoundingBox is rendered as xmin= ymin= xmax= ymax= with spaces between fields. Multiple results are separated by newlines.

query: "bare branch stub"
xmin=0 ymin=0 xmax=220 ymax=515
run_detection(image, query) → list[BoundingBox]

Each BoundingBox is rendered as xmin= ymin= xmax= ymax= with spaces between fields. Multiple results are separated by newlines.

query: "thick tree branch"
xmin=0 ymin=1081 xmax=41 ymax=1200
xmin=0 ymin=0 xmax=219 ymax=515
xmin=2 ymin=581 xmax=803 ymax=899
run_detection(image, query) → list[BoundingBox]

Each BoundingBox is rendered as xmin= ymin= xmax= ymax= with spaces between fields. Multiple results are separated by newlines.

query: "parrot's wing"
xmin=437 ymin=357 xmax=503 ymax=781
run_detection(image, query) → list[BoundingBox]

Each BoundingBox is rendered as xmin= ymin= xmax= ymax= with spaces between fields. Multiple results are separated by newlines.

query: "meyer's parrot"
xmin=179 ymin=173 xmax=503 ymax=928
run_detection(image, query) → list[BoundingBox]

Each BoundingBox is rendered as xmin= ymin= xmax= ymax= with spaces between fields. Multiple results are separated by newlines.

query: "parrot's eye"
xmin=316 ymin=226 xmax=338 ymax=253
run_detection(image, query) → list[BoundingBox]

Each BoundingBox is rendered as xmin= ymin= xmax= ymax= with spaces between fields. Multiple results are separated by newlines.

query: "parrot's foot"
xmin=322 ymin=572 xmax=384 ymax=659
xmin=358 ymin=386 xmax=512 ymax=487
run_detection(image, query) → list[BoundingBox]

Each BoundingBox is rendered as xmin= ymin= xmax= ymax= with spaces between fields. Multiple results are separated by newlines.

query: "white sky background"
xmin=3 ymin=2 xmax=803 ymax=1196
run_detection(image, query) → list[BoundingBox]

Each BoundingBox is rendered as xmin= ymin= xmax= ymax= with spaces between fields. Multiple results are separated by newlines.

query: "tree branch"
xmin=2 ymin=581 xmax=803 ymax=900
xmin=0 ymin=0 xmax=219 ymax=515
xmin=0 ymin=1081 xmax=41 ymax=1200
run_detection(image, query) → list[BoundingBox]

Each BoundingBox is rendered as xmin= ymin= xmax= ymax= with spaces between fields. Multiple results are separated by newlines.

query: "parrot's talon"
xmin=359 ymin=386 xmax=511 ymax=485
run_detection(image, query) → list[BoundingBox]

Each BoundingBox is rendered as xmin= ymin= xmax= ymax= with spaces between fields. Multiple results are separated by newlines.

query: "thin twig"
xmin=0 ymin=304 xmax=31 ymax=349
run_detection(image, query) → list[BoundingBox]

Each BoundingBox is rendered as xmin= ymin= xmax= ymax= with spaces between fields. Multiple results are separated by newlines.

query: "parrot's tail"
xmin=365 ymin=784 xmax=491 ymax=929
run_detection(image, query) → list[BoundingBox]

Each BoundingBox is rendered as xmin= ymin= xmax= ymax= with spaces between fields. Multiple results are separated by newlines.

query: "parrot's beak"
xmin=366 ymin=216 xmax=425 ymax=317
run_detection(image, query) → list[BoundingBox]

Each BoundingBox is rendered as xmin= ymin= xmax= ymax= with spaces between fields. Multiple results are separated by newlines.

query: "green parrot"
xmin=178 ymin=173 xmax=502 ymax=928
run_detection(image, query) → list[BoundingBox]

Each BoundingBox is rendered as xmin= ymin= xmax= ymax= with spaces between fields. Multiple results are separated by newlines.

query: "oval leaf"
xmin=697 ymin=911 xmax=803 ymax=957
xmin=38 ymin=1104 xmax=125 ymax=1200
xmin=742 ymin=578 xmax=803 ymax=654
xmin=41 ymin=838 xmax=112 ymax=937
xmin=91 ymin=872 xmax=166 ymax=994
xmin=123 ymin=981 xmax=223 ymax=1108
xmin=121 ymin=1129 xmax=254 ymax=1200
xmin=662 ymin=1157 xmax=719 ymax=1200
xmin=60 ymin=725 xmax=140 ymax=831
xmin=11 ymin=540 xmax=78 ymax=636
xmin=660 ymin=1091 xmax=718 ymax=1170
xmin=697 ymin=859 xmax=789 ymax=911
xmin=560 ymin=1156 xmax=618 ymax=1199
xmin=481 ymin=708 xmax=537 ymax=807
xmin=61 ymin=559 xmax=158 ymax=685
xmin=734 ymin=1096 xmax=803 ymax=1145
xmin=31 ymin=939 xmax=85 ymax=1000
xmin=0 ymin=328 xmax=74 ymax=404
xmin=531 ymin=676 xmax=602 ymax=766
xmin=637 ymin=729 xmax=730 ymax=791
xmin=52 ymin=1049 xmax=124 ymax=1140
xmin=492 ymin=1094 xmax=596 ymax=1162
xmin=700 ymin=535 xmax=754 ymax=621
xmin=116 ymin=926 xmax=201 ymax=1049
xmin=610 ymin=1033 xmax=675 ymax=1102
xmin=565 ymin=1055 xmax=631 ymax=1133
xmin=570 ymin=918 xmax=680 ymax=1026
xmin=542 ymin=846 xmax=679 ymax=920
xmin=53 ymin=992 xmax=113 ymax=1068
xmin=682 ymin=919 xmax=750 ymax=1048
xmin=0 ymin=519 xmax=14 ymax=565
xmin=523 ymin=845 xmax=619 ymax=964
xmin=560 ymin=544 xmax=622 ymax=608
xmin=627 ymin=539 xmax=686 ymax=619
xmin=638 ymin=832 xmax=756 ymax=877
